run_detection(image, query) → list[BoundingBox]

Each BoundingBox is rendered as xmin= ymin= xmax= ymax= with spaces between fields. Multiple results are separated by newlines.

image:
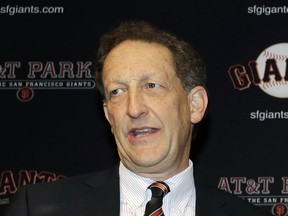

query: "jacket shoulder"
xmin=4 ymin=164 xmax=120 ymax=216
xmin=196 ymin=181 xmax=272 ymax=215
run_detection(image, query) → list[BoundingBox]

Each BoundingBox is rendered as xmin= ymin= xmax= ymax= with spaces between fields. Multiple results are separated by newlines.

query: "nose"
xmin=127 ymin=89 xmax=148 ymax=118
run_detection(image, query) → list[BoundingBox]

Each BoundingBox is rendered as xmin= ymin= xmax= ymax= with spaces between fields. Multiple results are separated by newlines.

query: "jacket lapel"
xmin=195 ymin=183 xmax=227 ymax=216
xmin=195 ymin=179 xmax=270 ymax=216
xmin=85 ymin=164 xmax=120 ymax=216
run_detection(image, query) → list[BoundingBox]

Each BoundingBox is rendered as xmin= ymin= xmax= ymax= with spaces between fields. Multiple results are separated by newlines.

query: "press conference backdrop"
xmin=1 ymin=1 xmax=288 ymax=215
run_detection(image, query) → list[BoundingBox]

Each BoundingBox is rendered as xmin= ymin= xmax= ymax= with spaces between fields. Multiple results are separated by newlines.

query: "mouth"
xmin=128 ymin=127 xmax=160 ymax=138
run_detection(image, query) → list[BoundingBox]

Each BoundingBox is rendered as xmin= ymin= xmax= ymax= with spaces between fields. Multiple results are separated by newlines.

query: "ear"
xmin=103 ymin=102 xmax=114 ymax=134
xmin=188 ymin=86 xmax=208 ymax=124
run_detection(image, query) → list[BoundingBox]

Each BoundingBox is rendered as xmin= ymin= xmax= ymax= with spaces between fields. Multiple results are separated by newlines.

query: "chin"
xmin=133 ymin=156 xmax=164 ymax=168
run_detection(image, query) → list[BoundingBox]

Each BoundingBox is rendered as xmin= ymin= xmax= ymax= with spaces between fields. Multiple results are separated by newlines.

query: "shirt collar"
xmin=119 ymin=162 xmax=154 ymax=211
xmin=119 ymin=160 xmax=196 ymax=212
xmin=165 ymin=160 xmax=196 ymax=209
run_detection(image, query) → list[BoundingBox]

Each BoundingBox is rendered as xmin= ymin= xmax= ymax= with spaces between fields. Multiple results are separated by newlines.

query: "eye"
xmin=110 ymin=88 xmax=123 ymax=96
xmin=147 ymin=83 xmax=160 ymax=89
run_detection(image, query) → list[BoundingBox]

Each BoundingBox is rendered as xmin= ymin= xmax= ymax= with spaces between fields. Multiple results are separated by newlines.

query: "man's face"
xmin=102 ymin=40 xmax=204 ymax=179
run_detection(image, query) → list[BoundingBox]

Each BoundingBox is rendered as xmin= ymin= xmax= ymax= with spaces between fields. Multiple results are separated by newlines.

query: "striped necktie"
xmin=144 ymin=181 xmax=170 ymax=216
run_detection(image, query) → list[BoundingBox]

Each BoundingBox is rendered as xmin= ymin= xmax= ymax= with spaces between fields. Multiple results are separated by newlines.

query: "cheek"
xmin=170 ymin=99 xmax=191 ymax=132
xmin=106 ymin=105 xmax=126 ymax=129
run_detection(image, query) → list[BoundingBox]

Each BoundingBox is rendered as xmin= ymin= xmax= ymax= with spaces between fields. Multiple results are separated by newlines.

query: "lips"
xmin=128 ymin=127 xmax=159 ymax=138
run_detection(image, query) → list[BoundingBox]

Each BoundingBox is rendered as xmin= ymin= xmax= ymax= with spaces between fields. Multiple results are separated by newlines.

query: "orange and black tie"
xmin=144 ymin=181 xmax=170 ymax=216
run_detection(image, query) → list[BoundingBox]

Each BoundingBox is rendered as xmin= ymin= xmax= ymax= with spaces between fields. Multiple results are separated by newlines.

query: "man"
xmin=4 ymin=21 xmax=270 ymax=215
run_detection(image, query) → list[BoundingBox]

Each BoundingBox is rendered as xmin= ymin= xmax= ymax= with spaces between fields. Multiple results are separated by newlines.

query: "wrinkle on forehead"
xmin=102 ymin=40 xmax=176 ymax=86
xmin=103 ymin=40 xmax=174 ymax=70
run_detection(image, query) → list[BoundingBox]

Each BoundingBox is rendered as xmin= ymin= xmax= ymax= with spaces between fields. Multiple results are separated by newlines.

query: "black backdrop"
xmin=1 ymin=1 xmax=288 ymax=215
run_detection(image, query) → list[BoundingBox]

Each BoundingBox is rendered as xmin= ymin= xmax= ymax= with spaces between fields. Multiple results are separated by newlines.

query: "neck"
xmin=122 ymin=159 xmax=190 ymax=181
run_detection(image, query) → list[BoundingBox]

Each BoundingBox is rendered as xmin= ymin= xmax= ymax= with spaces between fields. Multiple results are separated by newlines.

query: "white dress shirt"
xmin=119 ymin=160 xmax=196 ymax=216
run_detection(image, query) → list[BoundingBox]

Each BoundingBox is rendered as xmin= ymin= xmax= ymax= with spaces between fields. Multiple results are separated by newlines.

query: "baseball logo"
xmin=272 ymin=203 xmax=288 ymax=216
xmin=256 ymin=43 xmax=288 ymax=98
xmin=16 ymin=87 xmax=34 ymax=102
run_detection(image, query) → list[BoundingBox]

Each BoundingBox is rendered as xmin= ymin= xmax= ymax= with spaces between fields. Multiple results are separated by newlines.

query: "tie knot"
xmin=148 ymin=181 xmax=170 ymax=198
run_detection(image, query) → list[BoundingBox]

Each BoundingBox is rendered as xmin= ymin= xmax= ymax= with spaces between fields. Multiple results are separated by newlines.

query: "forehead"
xmin=107 ymin=40 xmax=172 ymax=58
xmin=102 ymin=40 xmax=175 ymax=81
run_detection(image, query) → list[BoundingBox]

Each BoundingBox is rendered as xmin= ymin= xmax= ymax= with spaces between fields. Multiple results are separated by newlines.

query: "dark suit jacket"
xmin=4 ymin=164 xmax=270 ymax=216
